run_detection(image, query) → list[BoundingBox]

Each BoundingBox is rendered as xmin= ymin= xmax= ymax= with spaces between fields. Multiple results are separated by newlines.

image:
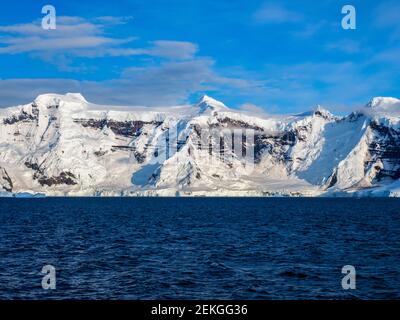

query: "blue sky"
xmin=0 ymin=0 xmax=399 ymax=113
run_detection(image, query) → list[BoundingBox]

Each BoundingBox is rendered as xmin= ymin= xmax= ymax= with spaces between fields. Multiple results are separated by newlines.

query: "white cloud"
xmin=2 ymin=59 xmax=392 ymax=113
xmin=1 ymin=57 xmax=397 ymax=114
xmin=0 ymin=58 xmax=261 ymax=107
xmin=0 ymin=16 xmax=197 ymax=62
xmin=146 ymin=41 xmax=198 ymax=60
xmin=0 ymin=16 xmax=134 ymax=56
xmin=0 ymin=14 xmax=267 ymax=108
xmin=0 ymin=35 xmax=133 ymax=54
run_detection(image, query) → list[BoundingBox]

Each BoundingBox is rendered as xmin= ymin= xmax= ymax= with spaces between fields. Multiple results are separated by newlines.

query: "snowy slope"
xmin=0 ymin=93 xmax=399 ymax=197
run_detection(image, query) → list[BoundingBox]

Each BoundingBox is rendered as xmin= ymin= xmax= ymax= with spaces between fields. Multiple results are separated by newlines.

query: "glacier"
xmin=0 ymin=93 xmax=399 ymax=197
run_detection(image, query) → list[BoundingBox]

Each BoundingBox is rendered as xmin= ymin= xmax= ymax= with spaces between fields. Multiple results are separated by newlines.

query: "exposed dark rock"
xmin=293 ymin=124 xmax=312 ymax=142
xmin=134 ymin=152 xmax=146 ymax=164
xmin=253 ymin=131 xmax=295 ymax=164
xmin=24 ymin=161 xmax=43 ymax=173
xmin=324 ymin=170 xmax=338 ymax=190
xmin=3 ymin=107 xmax=38 ymax=125
xmin=74 ymin=118 xmax=163 ymax=137
xmin=368 ymin=121 xmax=400 ymax=181
xmin=109 ymin=145 xmax=146 ymax=163
xmin=213 ymin=117 xmax=264 ymax=131
xmin=111 ymin=145 xmax=136 ymax=151
xmin=37 ymin=172 xmax=77 ymax=187
xmin=24 ymin=160 xmax=78 ymax=186
xmin=75 ymin=118 xmax=107 ymax=130
xmin=1 ymin=168 xmax=13 ymax=192
xmin=191 ymin=124 xmax=202 ymax=137
xmin=314 ymin=110 xmax=326 ymax=118
xmin=347 ymin=112 xmax=364 ymax=122
xmin=94 ymin=150 xmax=107 ymax=157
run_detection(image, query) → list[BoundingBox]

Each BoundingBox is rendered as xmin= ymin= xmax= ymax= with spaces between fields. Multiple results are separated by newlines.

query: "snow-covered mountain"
xmin=0 ymin=93 xmax=399 ymax=197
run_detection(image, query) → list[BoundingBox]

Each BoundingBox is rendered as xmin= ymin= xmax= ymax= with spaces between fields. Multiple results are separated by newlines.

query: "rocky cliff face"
xmin=0 ymin=93 xmax=399 ymax=197
xmin=0 ymin=167 xmax=13 ymax=192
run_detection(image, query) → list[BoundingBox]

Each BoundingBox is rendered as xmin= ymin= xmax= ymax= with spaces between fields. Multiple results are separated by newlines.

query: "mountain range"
xmin=0 ymin=93 xmax=399 ymax=197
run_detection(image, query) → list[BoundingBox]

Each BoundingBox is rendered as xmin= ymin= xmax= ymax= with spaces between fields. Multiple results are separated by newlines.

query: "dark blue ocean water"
xmin=0 ymin=198 xmax=399 ymax=300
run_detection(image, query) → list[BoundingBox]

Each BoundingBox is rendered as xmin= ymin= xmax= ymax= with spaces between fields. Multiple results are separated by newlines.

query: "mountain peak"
xmin=196 ymin=95 xmax=228 ymax=114
xmin=367 ymin=97 xmax=400 ymax=109
xmin=34 ymin=93 xmax=88 ymax=104
xmin=65 ymin=93 xmax=88 ymax=102
xmin=312 ymin=105 xmax=334 ymax=120
xmin=363 ymin=97 xmax=400 ymax=118
xmin=32 ymin=93 xmax=89 ymax=113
